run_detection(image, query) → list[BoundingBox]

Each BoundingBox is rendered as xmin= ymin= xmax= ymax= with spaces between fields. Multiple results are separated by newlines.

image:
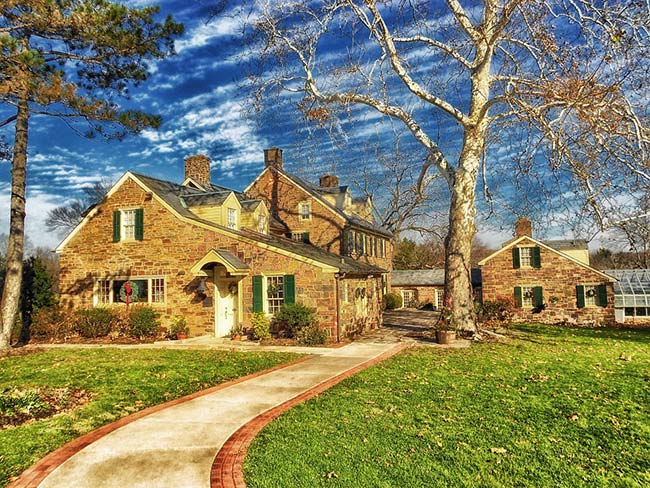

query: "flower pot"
xmin=231 ymin=334 xmax=241 ymax=341
xmin=436 ymin=330 xmax=456 ymax=344
xmin=176 ymin=333 xmax=188 ymax=341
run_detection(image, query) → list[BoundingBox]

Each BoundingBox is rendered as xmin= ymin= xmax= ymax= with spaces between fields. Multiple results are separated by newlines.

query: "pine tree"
xmin=0 ymin=1 xmax=183 ymax=353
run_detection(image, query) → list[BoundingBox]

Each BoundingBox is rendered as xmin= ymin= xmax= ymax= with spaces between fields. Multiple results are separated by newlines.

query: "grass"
xmin=0 ymin=347 xmax=299 ymax=487
xmin=245 ymin=325 xmax=650 ymax=488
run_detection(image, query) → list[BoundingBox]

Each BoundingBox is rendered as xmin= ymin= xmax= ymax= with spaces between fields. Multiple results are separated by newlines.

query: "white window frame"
xmin=290 ymin=231 xmax=307 ymax=242
xmin=584 ymin=285 xmax=597 ymax=307
xmin=264 ymin=275 xmax=285 ymax=315
xmin=121 ymin=209 xmax=137 ymax=241
xmin=519 ymin=246 xmax=533 ymax=268
xmin=402 ymin=290 xmax=416 ymax=308
xmin=227 ymin=208 xmax=238 ymax=229
xmin=522 ymin=285 xmax=535 ymax=308
xmin=436 ymin=289 xmax=444 ymax=310
xmin=299 ymin=201 xmax=311 ymax=221
xmin=257 ymin=214 xmax=266 ymax=233
xmin=94 ymin=276 xmax=166 ymax=306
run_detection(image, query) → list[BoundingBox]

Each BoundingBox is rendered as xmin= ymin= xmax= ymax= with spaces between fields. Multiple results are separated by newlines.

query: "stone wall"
xmin=247 ymin=169 xmax=393 ymax=271
xmin=58 ymin=177 xmax=343 ymax=338
xmin=481 ymin=237 xmax=615 ymax=325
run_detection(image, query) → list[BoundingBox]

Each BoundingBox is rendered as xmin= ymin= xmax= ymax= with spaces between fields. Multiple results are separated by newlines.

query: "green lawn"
xmin=245 ymin=325 xmax=650 ymax=488
xmin=0 ymin=347 xmax=299 ymax=487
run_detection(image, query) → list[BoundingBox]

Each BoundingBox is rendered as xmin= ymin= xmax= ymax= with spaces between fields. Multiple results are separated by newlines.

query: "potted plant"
xmin=436 ymin=307 xmax=456 ymax=344
xmin=230 ymin=323 xmax=243 ymax=341
xmin=169 ymin=315 xmax=189 ymax=340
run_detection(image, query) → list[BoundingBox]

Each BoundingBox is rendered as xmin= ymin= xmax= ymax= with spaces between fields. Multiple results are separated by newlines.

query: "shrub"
xmin=250 ymin=312 xmax=271 ymax=340
xmin=383 ymin=292 xmax=403 ymax=310
xmin=295 ymin=324 xmax=327 ymax=345
xmin=168 ymin=315 xmax=189 ymax=338
xmin=272 ymin=303 xmax=318 ymax=338
xmin=74 ymin=308 xmax=116 ymax=338
xmin=479 ymin=297 xmax=514 ymax=326
xmin=30 ymin=306 xmax=76 ymax=340
xmin=129 ymin=306 xmax=160 ymax=339
xmin=419 ymin=301 xmax=436 ymax=311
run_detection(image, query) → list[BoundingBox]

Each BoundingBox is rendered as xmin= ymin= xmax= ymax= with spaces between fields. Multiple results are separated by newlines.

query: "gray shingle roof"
xmin=392 ymin=268 xmax=483 ymax=287
xmin=544 ymin=239 xmax=589 ymax=251
xmin=131 ymin=172 xmax=386 ymax=276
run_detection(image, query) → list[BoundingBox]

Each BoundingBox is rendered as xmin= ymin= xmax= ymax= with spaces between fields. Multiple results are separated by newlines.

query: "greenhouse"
xmin=604 ymin=269 xmax=650 ymax=322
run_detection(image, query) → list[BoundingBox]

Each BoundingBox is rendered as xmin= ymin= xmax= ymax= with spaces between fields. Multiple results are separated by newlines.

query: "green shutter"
xmin=513 ymin=248 xmax=521 ymax=269
xmin=302 ymin=232 xmax=310 ymax=243
xmin=576 ymin=285 xmax=585 ymax=308
xmin=514 ymin=286 xmax=523 ymax=308
xmin=597 ymin=284 xmax=608 ymax=307
xmin=252 ymin=276 xmax=263 ymax=313
xmin=112 ymin=211 xmax=121 ymax=242
xmin=533 ymin=286 xmax=543 ymax=307
xmin=135 ymin=208 xmax=144 ymax=241
xmin=284 ymin=275 xmax=296 ymax=305
xmin=532 ymin=247 xmax=541 ymax=268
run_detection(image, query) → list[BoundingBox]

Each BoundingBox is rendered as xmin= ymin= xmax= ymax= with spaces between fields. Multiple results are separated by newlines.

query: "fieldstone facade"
xmin=57 ymin=150 xmax=390 ymax=341
xmin=480 ymin=236 xmax=616 ymax=325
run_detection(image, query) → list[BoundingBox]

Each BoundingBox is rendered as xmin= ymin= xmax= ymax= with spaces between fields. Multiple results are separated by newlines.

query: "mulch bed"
xmin=1 ymin=387 xmax=93 ymax=430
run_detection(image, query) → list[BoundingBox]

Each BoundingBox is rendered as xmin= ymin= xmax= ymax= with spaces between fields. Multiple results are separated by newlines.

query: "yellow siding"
xmin=189 ymin=206 xmax=223 ymax=225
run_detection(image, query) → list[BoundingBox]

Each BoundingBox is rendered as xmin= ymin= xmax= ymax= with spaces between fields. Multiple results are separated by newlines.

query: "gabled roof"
xmin=392 ymin=269 xmax=445 ymax=286
xmin=544 ymin=239 xmax=589 ymax=251
xmin=245 ymin=166 xmax=393 ymax=238
xmin=478 ymin=235 xmax=616 ymax=281
xmin=56 ymin=171 xmax=387 ymax=276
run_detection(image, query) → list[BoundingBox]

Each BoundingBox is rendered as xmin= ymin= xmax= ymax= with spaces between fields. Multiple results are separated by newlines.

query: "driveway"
xmin=383 ymin=309 xmax=442 ymax=330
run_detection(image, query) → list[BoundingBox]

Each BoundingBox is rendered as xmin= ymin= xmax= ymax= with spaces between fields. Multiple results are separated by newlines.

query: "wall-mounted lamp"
xmin=197 ymin=277 xmax=207 ymax=294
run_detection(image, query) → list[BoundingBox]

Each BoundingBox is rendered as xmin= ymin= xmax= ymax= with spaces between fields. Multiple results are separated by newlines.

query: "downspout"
xmin=334 ymin=269 xmax=347 ymax=343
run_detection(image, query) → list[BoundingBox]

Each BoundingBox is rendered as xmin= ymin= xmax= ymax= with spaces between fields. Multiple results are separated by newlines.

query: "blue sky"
xmin=0 ymin=0 xmax=620 ymax=251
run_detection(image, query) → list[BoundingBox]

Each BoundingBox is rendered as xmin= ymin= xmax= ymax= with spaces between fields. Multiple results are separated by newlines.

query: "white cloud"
xmin=175 ymin=16 xmax=241 ymax=53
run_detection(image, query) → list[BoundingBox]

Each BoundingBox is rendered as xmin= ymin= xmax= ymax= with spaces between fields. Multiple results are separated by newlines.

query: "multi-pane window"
xmin=227 ymin=208 xmax=238 ymax=229
xmin=95 ymin=277 xmax=165 ymax=305
xmin=402 ymin=290 xmax=416 ymax=308
xmin=380 ymin=239 xmax=386 ymax=258
xmin=520 ymin=247 xmax=533 ymax=267
xmin=97 ymin=280 xmax=111 ymax=304
xmin=151 ymin=278 xmax=165 ymax=303
xmin=121 ymin=209 xmax=136 ymax=240
xmin=299 ymin=202 xmax=311 ymax=220
xmin=258 ymin=214 xmax=266 ymax=233
xmin=436 ymin=289 xmax=444 ymax=310
xmin=266 ymin=276 xmax=285 ymax=314
xmin=347 ymin=231 xmax=355 ymax=255
xmin=522 ymin=286 xmax=535 ymax=308
xmin=584 ymin=285 xmax=597 ymax=307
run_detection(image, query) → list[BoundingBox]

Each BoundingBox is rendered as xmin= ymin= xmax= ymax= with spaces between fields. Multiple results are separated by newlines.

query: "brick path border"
xmin=7 ymin=356 xmax=309 ymax=488
xmin=210 ymin=343 xmax=409 ymax=488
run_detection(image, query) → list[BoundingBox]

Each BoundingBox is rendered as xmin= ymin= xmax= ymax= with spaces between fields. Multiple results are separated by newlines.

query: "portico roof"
xmin=190 ymin=249 xmax=251 ymax=277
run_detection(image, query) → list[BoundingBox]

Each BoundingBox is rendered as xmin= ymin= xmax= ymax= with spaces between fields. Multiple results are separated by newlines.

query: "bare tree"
xmin=46 ymin=179 xmax=113 ymax=238
xmin=245 ymin=0 xmax=649 ymax=331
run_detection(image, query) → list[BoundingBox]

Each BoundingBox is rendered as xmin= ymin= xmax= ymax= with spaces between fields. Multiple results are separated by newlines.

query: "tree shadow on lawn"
xmin=513 ymin=323 xmax=650 ymax=345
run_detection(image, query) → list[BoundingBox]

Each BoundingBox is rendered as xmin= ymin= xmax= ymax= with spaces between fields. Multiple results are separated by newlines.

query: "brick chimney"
xmin=515 ymin=217 xmax=533 ymax=238
xmin=184 ymin=154 xmax=211 ymax=187
xmin=319 ymin=174 xmax=339 ymax=188
xmin=264 ymin=147 xmax=283 ymax=170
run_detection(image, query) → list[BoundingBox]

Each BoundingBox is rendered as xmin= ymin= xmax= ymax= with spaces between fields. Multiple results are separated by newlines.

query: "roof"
xmin=391 ymin=268 xmax=483 ymax=287
xmin=544 ymin=239 xmax=589 ymax=251
xmin=181 ymin=191 xmax=231 ymax=207
xmin=271 ymin=169 xmax=393 ymax=238
xmin=478 ymin=235 xmax=616 ymax=281
xmin=604 ymin=269 xmax=650 ymax=307
xmin=103 ymin=172 xmax=387 ymax=276
xmin=392 ymin=269 xmax=445 ymax=286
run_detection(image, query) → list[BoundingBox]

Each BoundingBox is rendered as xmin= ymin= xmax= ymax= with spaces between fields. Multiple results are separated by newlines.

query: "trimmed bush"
xmin=383 ymin=292 xmax=403 ymax=310
xmin=168 ymin=315 xmax=189 ymax=338
xmin=30 ymin=306 xmax=76 ymax=340
xmin=479 ymin=297 xmax=514 ymax=326
xmin=250 ymin=312 xmax=271 ymax=340
xmin=74 ymin=308 xmax=116 ymax=338
xmin=295 ymin=324 xmax=327 ymax=345
xmin=272 ymin=303 xmax=318 ymax=338
xmin=129 ymin=306 xmax=160 ymax=339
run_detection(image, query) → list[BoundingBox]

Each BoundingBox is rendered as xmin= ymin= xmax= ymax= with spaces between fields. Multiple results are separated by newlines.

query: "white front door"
xmin=215 ymin=272 xmax=238 ymax=337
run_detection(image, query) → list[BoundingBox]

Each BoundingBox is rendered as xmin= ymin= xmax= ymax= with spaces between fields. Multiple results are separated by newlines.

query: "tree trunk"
xmin=444 ymin=163 xmax=479 ymax=332
xmin=0 ymin=98 xmax=29 ymax=354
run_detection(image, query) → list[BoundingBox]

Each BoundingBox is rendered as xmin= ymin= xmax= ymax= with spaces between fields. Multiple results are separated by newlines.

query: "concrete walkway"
xmin=28 ymin=341 xmax=403 ymax=488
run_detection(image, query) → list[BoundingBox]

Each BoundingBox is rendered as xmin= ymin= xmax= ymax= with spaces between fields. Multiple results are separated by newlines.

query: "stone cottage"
xmin=56 ymin=150 xmax=391 ymax=340
xmin=479 ymin=218 xmax=616 ymax=325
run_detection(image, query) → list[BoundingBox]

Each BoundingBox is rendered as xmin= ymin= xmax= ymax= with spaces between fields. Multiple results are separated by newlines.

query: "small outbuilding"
xmin=604 ymin=269 xmax=650 ymax=325
xmin=391 ymin=269 xmax=445 ymax=308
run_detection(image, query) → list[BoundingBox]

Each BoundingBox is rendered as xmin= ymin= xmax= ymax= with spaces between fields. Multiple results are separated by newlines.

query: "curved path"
xmin=11 ymin=341 xmax=406 ymax=488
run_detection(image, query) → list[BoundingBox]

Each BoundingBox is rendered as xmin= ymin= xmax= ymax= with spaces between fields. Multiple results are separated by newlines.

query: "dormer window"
xmin=299 ymin=201 xmax=311 ymax=221
xmin=258 ymin=214 xmax=266 ymax=233
xmin=227 ymin=208 xmax=238 ymax=229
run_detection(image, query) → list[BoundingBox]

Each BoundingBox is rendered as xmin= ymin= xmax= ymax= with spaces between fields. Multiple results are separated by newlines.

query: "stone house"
xmin=390 ymin=270 xmax=445 ymax=309
xmin=56 ymin=150 xmax=391 ymax=340
xmin=245 ymin=148 xmax=393 ymax=278
xmin=479 ymin=218 xmax=616 ymax=325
